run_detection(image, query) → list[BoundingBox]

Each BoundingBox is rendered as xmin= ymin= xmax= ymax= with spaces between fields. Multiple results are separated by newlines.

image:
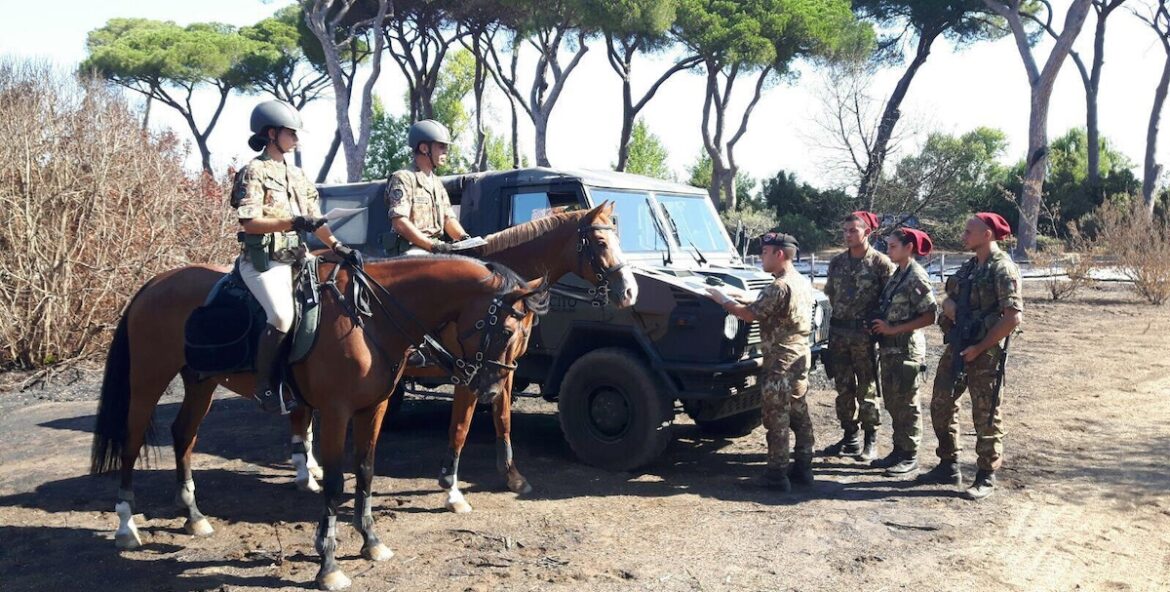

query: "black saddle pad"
xmin=184 ymin=271 xmax=264 ymax=375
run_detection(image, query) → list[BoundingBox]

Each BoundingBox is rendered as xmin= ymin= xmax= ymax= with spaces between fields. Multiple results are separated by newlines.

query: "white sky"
xmin=1 ymin=0 xmax=1168 ymax=190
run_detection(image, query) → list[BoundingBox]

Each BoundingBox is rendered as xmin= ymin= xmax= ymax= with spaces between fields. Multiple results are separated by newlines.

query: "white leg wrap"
xmin=445 ymin=486 xmax=472 ymax=514
xmin=114 ymin=501 xmax=142 ymax=549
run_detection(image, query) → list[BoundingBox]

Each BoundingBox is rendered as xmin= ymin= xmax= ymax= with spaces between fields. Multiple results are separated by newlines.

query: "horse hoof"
xmin=297 ymin=477 xmax=322 ymax=493
xmin=185 ymin=518 xmax=214 ymax=537
xmin=317 ymin=569 xmax=352 ymax=591
xmin=115 ymin=531 xmax=142 ymax=550
xmin=507 ymin=478 xmax=533 ymax=495
xmin=309 ymin=466 xmax=324 ymax=480
xmin=446 ymin=500 xmax=473 ymax=514
xmin=361 ymin=542 xmax=394 ymax=562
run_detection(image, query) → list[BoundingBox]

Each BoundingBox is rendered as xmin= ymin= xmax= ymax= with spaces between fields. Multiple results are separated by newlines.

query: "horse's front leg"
xmin=493 ymin=375 xmax=531 ymax=494
xmin=442 ymin=386 xmax=478 ymax=513
xmin=290 ymin=406 xmax=322 ymax=493
xmin=352 ymin=400 xmax=393 ymax=562
xmin=314 ymin=412 xmax=351 ymax=591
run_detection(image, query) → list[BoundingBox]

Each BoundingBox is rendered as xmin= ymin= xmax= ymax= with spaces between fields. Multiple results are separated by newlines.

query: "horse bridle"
xmin=451 ymin=295 xmax=531 ymax=393
xmin=577 ymin=221 xmax=626 ymax=308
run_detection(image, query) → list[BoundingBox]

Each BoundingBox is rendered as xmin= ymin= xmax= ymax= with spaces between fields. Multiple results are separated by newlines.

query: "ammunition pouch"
xmin=820 ymin=348 xmax=836 ymax=380
xmin=238 ymin=231 xmax=304 ymax=272
xmin=898 ymin=359 xmax=925 ymax=389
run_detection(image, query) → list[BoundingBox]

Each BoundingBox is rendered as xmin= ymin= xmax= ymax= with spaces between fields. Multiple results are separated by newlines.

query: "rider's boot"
xmin=254 ymin=325 xmax=293 ymax=414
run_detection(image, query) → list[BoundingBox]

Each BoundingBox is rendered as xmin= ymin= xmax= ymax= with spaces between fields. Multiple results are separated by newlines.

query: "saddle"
xmin=183 ymin=259 xmax=323 ymax=379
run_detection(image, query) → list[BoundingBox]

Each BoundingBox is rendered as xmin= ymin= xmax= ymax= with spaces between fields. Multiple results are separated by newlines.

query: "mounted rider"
xmin=231 ymin=99 xmax=357 ymax=414
xmin=383 ymin=119 xmax=473 ymax=255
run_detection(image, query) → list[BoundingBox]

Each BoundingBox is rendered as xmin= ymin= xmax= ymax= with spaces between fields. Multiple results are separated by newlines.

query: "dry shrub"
xmin=1094 ymin=201 xmax=1170 ymax=305
xmin=0 ymin=58 xmax=235 ymax=369
xmin=1027 ymin=227 xmax=1097 ymax=301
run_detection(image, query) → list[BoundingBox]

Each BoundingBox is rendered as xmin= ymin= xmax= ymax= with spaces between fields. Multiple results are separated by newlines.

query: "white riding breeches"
xmin=238 ymin=257 xmax=295 ymax=332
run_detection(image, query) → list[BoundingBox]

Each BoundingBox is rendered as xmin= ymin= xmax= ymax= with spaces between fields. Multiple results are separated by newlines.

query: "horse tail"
xmin=89 ymin=285 xmax=156 ymax=474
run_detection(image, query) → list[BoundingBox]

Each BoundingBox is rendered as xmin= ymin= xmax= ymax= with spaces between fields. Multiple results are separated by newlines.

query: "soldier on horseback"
xmin=383 ymin=119 xmax=473 ymax=255
xmin=232 ymin=100 xmax=357 ymax=414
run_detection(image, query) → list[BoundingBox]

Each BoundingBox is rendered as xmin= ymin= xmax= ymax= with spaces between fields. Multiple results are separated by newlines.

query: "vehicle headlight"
xmin=723 ymin=314 xmax=740 ymax=340
xmin=812 ymin=301 xmax=825 ymax=328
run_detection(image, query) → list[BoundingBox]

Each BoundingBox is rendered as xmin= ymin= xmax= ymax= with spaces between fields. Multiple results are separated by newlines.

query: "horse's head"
xmin=454 ymin=266 xmax=549 ymax=402
xmin=576 ymin=201 xmax=638 ymax=308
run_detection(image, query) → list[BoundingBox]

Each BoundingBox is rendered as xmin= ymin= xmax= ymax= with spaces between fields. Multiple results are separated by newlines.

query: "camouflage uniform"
xmin=876 ymin=260 xmax=937 ymax=456
xmin=930 ymin=249 xmax=1023 ymax=472
xmin=748 ymin=269 xmax=815 ymax=470
xmin=384 ymin=167 xmax=455 ymax=250
xmin=233 ymin=154 xmax=321 ymax=332
xmin=823 ymin=247 xmax=895 ymax=432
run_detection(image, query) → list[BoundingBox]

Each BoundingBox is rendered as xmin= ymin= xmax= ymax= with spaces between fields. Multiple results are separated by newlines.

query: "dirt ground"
xmin=1 ymin=282 xmax=1169 ymax=592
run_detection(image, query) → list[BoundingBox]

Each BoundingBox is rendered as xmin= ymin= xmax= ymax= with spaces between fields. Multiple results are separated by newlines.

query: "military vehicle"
xmin=315 ymin=168 xmax=829 ymax=470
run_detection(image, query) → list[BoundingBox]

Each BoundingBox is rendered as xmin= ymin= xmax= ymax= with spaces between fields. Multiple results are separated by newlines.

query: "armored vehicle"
xmin=316 ymin=168 xmax=829 ymax=470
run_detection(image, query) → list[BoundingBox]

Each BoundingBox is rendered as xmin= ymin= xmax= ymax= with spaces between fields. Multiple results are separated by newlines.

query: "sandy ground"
xmin=1 ymin=282 xmax=1169 ymax=592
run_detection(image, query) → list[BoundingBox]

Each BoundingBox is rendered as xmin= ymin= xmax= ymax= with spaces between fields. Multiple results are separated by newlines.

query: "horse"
xmin=89 ymin=255 xmax=548 ymax=590
xmin=285 ymin=202 xmax=637 ymax=513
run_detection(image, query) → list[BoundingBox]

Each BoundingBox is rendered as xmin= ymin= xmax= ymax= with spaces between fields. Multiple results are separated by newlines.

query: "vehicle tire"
xmin=557 ymin=347 xmax=674 ymax=471
xmin=693 ymin=409 xmax=762 ymax=438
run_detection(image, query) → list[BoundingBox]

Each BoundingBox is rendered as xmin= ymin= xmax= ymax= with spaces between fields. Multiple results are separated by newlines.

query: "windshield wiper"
xmin=688 ymin=240 xmax=709 ymax=266
xmin=645 ymin=198 xmax=673 ymax=266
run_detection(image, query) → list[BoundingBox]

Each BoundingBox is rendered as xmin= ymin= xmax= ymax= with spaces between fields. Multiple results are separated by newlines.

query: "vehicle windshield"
xmin=655 ymin=193 xmax=735 ymax=254
xmin=590 ymin=189 xmax=669 ymax=253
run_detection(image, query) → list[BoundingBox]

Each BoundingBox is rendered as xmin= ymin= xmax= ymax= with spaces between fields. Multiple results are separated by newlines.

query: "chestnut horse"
xmin=286 ymin=203 xmax=637 ymax=513
xmin=90 ymin=256 xmax=547 ymax=590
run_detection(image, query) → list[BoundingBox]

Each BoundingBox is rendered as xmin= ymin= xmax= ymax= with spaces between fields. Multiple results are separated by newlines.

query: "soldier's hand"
xmin=941 ymin=298 xmax=956 ymax=322
xmin=292 ymin=216 xmax=327 ymax=232
xmin=431 ymin=240 xmax=453 ymax=254
xmin=960 ymin=346 xmax=981 ymax=363
xmin=870 ymin=319 xmax=896 ymax=336
xmin=705 ymin=287 xmax=732 ymax=305
xmin=333 ymin=243 xmax=361 ymax=266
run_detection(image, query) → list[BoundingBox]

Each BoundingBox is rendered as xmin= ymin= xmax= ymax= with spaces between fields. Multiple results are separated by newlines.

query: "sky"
xmin=2 ymin=0 xmax=1168 ymax=191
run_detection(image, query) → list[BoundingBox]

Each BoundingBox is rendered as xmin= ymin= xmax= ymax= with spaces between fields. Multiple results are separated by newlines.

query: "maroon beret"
xmin=900 ymin=228 xmax=934 ymax=256
xmin=974 ymin=212 xmax=1012 ymax=240
xmin=850 ymin=210 xmax=880 ymax=231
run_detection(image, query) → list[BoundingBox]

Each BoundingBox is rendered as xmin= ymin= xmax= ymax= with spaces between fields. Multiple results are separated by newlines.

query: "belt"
xmin=829 ymin=318 xmax=869 ymax=330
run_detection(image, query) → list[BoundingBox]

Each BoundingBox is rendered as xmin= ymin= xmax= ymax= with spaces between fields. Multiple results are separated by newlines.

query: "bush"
xmin=1094 ymin=201 xmax=1170 ymax=305
xmin=1027 ymin=229 xmax=1096 ymax=302
xmin=0 ymin=59 xmax=235 ymax=369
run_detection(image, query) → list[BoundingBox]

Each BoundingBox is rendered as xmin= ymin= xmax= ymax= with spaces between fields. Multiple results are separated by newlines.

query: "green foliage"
xmin=433 ymin=49 xmax=475 ymax=143
xmin=622 ymin=120 xmax=672 ymax=180
xmin=587 ymin=0 xmax=677 ymax=47
xmin=852 ymin=1 xmax=1007 ymax=51
xmin=238 ymin=5 xmax=329 ymax=105
xmin=1039 ymin=128 xmax=1140 ymax=234
xmin=686 ymin=151 xmax=756 ymax=200
xmin=720 ymin=203 xmax=777 ymax=254
xmin=363 ymin=96 xmax=412 ymax=181
xmin=759 ymin=170 xmax=853 ymax=252
xmin=881 ymin=127 xmax=1011 ymax=224
xmin=483 ymin=128 xmax=529 ymax=171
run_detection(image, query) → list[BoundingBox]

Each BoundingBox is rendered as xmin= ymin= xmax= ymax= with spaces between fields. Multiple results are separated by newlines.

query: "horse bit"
xmin=450 ymin=296 xmax=530 ymax=394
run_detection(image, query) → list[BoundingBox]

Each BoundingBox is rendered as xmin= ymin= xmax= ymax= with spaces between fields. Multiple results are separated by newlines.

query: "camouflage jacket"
xmin=824 ymin=246 xmax=895 ymax=324
xmin=748 ymin=268 xmax=813 ymax=365
xmin=233 ymin=154 xmax=321 ymax=221
xmin=942 ymin=249 xmax=1024 ymax=344
xmin=876 ymin=260 xmax=937 ymax=362
xmin=384 ymin=168 xmax=454 ymax=239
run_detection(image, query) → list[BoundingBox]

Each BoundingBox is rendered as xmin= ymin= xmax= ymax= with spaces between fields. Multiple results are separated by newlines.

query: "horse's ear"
xmin=525 ymin=275 xmax=549 ymax=294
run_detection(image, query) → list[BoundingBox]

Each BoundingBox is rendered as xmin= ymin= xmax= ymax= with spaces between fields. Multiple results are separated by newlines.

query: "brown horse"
xmin=286 ymin=203 xmax=636 ymax=512
xmin=90 ymin=255 xmax=547 ymax=590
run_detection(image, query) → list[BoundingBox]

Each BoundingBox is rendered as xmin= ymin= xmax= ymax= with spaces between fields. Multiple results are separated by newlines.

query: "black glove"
xmin=431 ymin=240 xmax=453 ymax=254
xmin=292 ymin=216 xmax=327 ymax=233
xmin=333 ymin=243 xmax=360 ymax=265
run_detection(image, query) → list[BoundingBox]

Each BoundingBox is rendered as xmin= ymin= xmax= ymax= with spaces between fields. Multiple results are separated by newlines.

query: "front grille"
xmin=747 ymin=321 xmax=761 ymax=344
xmin=746 ymin=278 xmax=772 ymax=291
xmin=670 ymin=287 xmax=703 ymax=307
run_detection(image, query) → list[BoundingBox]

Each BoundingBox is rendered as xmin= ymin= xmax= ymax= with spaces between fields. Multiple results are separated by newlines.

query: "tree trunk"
xmin=857 ymin=27 xmax=940 ymax=209
xmin=616 ymin=83 xmax=634 ymax=172
xmin=142 ymin=95 xmax=152 ymax=131
xmin=1086 ymin=6 xmax=1110 ymax=201
xmin=195 ymin=137 xmax=213 ymax=176
xmin=510 ymin=97 xmax=520 ymax=169
xmin=723 ymin=166 xmax=738 ymax=213
xmin=317 ymin=128 xmax=342 ymax=183
xmin=1019 ymin=99 xmax=1050 ymax=257
xmin=534 ymin=111 xmax=550 ymax=168
xmin=1145 ymin=49 xmax=1170 ymax=217
xmin=472 ymin=35 xmax=489 ymax=172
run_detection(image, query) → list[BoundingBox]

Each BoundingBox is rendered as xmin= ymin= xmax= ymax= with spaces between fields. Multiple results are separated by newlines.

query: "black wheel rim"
xmin=586 ymin=386 xmax=631 ymax=441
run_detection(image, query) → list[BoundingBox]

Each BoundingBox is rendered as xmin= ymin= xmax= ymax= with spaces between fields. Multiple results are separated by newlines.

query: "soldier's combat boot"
xmin=885 ymin=452 xmax=919 ymax=477
xmin=858 ymin=429 xmax=878 ymax=461
xmin=254 ymin=326 xmax=293 ymax=414
xmin=870 ymin=448 xmax=903 ymax=470
xmin=756 ymin=467 xmax=792 ymax=492
xmin=822 ymin=428 xmax=862 ymax=457
xmin=918 ymin=459 xmax=962 ymax=486
xmin=965 ymin=469 xmax=996 ymax=500
xmin=788 ymin=454 xmax=814 ymax=486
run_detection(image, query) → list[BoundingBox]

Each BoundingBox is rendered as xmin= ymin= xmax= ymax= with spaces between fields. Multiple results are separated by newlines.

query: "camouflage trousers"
xmin=762 ymin=352 xmax=814 ymax=470
xmin=828 ymin=330 xmax=882 ymax=432
xmin=878 ymin=353 xmax=924 ymax=454
xmin=930 ymin=344 xmax=1005 ymax=471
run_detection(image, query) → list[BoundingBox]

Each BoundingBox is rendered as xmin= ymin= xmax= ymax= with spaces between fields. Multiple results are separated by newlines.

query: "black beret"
xmin=760 ymin=231 xmax=799 ymax=249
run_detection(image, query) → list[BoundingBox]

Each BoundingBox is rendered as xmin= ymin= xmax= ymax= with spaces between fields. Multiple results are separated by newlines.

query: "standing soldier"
xmin=822 ymin=211 xmax=895 ymax=460
xmin=920 ymin=213 xmax=1023 ymax=500
xmin=384 ymin=119 xmax=472 ymax=255
xmin=869 ymin=228 xmax=938 ymax=477
xmin=233 ymin=100 xmax=356 ymax=413
xmin=706 ymin=232 xmax=815 ymax=491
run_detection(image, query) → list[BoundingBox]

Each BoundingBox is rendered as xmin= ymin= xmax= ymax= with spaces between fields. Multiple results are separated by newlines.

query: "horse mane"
xmin=476 ymin=209 xmax=589 ymax=257
xmin=485 ymin=261 xmax=551 ymax=316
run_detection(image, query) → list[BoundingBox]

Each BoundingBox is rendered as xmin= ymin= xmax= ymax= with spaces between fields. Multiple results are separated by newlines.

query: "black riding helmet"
xmin=408 ymin=119 xmax=451 ymax=152
xmin=248 ymin=100 xmax=304 ymax=152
